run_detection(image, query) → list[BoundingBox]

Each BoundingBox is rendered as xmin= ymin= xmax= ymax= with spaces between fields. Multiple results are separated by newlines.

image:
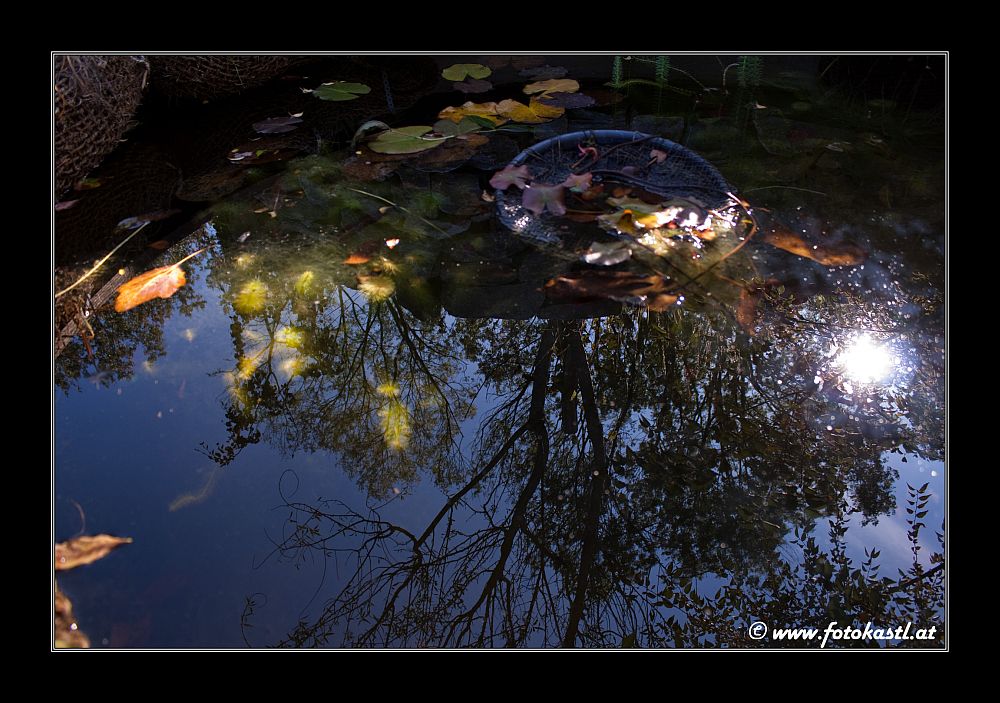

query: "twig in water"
xmin=744 ymin=186 xmax=827 ymax=196
xmin=55 ymin=222 xmax=149 ymax=299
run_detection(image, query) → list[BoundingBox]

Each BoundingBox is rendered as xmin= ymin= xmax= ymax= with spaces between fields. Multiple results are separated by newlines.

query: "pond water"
xmin=53 ymin=55 xmax=946 ymax=648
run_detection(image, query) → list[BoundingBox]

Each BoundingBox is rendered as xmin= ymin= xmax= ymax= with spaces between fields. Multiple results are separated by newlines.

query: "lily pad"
xmin=442 ymin=63 xmax=492 ymax=81
xmin=313 ymin=82 xmax=371 ymax=101
xmin=368 ymin=126 xmax=449 ymax=155
xmin=433 ymin=117 xmax=484 ymax=137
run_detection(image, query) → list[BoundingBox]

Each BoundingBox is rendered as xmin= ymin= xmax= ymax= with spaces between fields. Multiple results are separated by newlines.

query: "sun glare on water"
xmin=836 ymin=335 xmax=897 ymax=383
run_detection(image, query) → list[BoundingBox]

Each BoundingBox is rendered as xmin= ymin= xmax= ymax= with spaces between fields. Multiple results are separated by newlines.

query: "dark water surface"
xmin=54 ymin=55 xmax=946 ymax=648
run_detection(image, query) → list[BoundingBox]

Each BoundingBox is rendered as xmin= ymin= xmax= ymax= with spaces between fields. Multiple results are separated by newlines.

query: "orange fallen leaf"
xmin=762 ymin=227 xmax=867 ymax=267
xmin=114 ymin=249 xmax=207 ymax=312
xmin=55 ymin=534 xmax=133 ymax=571
xmin=344 ymin=254 xmax=371 ymax=265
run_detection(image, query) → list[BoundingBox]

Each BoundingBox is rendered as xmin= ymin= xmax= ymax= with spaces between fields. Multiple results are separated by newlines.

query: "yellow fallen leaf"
xmin=496 ymin=98 xmax=564 ymax=124
xmin=523 ymin=78 xmax=580 ymax=95
xmin=437 ymin=101 xmax=507 ymax=126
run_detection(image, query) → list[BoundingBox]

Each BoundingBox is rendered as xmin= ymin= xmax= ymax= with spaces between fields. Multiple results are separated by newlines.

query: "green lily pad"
xmin=433 ymin=117 xmax=483 ymax=137
xmin=441 ymin=63 xmax=492 ymax=81
xmin=313 ymin=82 xmax=371 ymax=101
xmin=369 ymin=126 xmax=449 ymax=154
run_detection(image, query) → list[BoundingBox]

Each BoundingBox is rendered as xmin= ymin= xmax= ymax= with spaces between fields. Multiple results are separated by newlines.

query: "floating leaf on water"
xmin=56 ymin=534 xmax=133 ymax=571
xmin=523 ymin=78 xmax=580 ymax=95
xmin=433 ymin=117 xmax=483 ymax=137
xmin=313 ymin=81 xmax=371 ymax=101
xmin=252 ymin=115 xmax=303 ymax=134
xmin=583 ymin=241 xmax=632 ymax=266
xmin=535 ymin=91 xmax=595 ymax=109
xmin=55 ymin=199 xmax=80 ymax=212
xmin=147 ymin=240 xmax=170 ymax=250
xmin=114 ymin=249 xmax=206 ymax=313
xmin=344 ymin=254 xmax=371 ymax=265
xmin=441 ymin=63 xmax=492 ymax=81
xmin=55 ymin=583 xmax=90 ymax=648
xmin=438 ymin=101 xmax=506 ymax=126
xmin=519 ymin=65 xmax=568 ymax=80
xmin=385 ymin=238 xmax=400 ymax=249
xmin=490 ymin=164 xmax=531 ymax=191
xmin=453 ymin=78 xmax=493 ymax=93
xmin=762 ymin=227 xmax=867 ymax=267
xmin=496 ymin=98 xmax=564 ymax=124
xmin=234 ymin=279 xmax=269 ymax=314
xmin=351 ymin=120 xmax=391 ymax=149
xmin=368 ymin=126 xmax=448 ymax=154
xmin=544 ymin=271 xmax=678 ymax=311
xmin=522 ymin=183 xmax=566 ymax=216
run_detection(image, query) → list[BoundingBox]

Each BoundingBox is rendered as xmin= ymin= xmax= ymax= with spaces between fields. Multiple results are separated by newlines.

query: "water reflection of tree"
xmin=202 ymin=259 xmax=474 ymax=495
xmin=246 ymin=280 xmax=942 ymax=647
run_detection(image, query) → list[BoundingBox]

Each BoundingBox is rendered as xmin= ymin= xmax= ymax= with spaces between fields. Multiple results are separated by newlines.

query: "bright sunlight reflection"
xmin=837 ymin=335 xmax=896 ymax=383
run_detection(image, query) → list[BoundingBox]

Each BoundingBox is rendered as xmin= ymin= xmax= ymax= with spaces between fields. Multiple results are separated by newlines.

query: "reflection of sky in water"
xmin=54 ymin=64 xmax=944 ymax=646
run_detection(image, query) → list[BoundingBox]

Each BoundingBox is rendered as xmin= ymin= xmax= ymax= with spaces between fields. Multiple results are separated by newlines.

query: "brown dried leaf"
xmin=736 ymin=287 xmax=762 ymax=335
xmin=55 ymin=583 xmax=90 ymax=648
xmin=544 ymin=271 xmax=678 ymax=311
xmin=115 ymin=248 xmax=206 ymax=313
xmin=55 ymin=534 xmax=133 ymax=571
xmin=763 ymin=227 xmax=867 ymax=267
